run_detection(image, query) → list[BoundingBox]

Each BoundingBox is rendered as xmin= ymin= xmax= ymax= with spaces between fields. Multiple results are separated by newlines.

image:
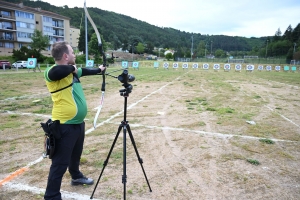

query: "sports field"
xmin=0 ymin=63 xmax=299 ymax=199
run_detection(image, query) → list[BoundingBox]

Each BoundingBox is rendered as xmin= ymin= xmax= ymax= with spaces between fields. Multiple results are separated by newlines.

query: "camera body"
xmin=117 ymin=69 xmax=135 ymax=84
xmin=118 ymin=69 xmax=135 ymax=96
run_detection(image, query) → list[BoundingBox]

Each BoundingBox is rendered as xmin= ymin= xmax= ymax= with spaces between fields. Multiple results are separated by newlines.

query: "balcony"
xmin=0 ymin=35 xmax=15 ymax=41
xmin=0 ymin=14 xmax=13 ymax=19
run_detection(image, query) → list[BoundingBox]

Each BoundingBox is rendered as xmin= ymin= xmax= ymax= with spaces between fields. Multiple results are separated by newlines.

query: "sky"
xmin=35 ymin=0 xmax=300 ymax=38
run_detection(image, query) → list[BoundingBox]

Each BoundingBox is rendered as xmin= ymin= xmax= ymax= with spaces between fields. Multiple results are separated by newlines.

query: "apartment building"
xmin=0 ymin=1 xmax=79 ymax=56
xmin=69 ymin=27 xmax=80 ymax=52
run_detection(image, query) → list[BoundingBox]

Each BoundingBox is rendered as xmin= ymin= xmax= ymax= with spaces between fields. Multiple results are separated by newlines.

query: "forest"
xmin=3 ymin=0 xmax=300 ymax=62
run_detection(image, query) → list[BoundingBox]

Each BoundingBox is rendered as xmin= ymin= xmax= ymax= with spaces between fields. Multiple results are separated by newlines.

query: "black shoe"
xmin=71 ymin=176 xmax=94 ymax=186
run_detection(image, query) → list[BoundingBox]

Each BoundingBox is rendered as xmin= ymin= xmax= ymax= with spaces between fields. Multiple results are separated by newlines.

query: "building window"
xmin=5 ymin=42 xmax=14 ymax=48
xmin=17 ymin=32 xmax=33 ymax=38
xmin=16 ymin=21 xmax=35 ymax=29
xmin=16 ymin=11 xmax=34 ymax=19
xmin=43 ymin=26 xmax=53 ymax=32
xmin=43 ymin=16 xmax=52 ymax=23
xmin=2 ymin=22 xmax=13 ymax=29
xmin=1 ymin=11 xmax=11 ymax=17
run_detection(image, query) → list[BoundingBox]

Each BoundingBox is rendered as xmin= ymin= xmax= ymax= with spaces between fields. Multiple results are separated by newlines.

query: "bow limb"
xmin=84 ymin=2 xmax=106 ymax=128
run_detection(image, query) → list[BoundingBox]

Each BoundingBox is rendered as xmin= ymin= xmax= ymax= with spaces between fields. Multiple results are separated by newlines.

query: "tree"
xmin=196 ymin=41 xmax=206 ymax=57
xmin=165 ymin=53 xmax=173 ymax=61
xmin=30 ymin=29 xmax=50 ymax=53
xmin=78 ymin=28 xmax=86 ymax=53
xmin=273 ymin=28 xmax=282 ymax=42
xmin=136 ymin=42 xmax=145 ymax=54
xmin=283 ymin=25 xmax=293 ymax=41
xmin=215 ymin=49 xmax=225 ymax=58
xmin=88 ymin=33 xmax=107 ymax=63
xmin=12 ymin=46 xmax=45 ymax=62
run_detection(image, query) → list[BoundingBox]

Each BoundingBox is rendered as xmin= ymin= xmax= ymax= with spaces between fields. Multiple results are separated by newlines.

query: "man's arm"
xmin=81 ymin=68 xmax=102 ymax=76
xmin=81 ymin=65 xmax=106 ymax=76
xmin=48 ymin=65 xmax=75 ymax=81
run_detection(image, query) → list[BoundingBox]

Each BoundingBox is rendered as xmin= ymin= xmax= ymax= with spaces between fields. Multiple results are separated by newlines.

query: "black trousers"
xmin=44 ymin=122 xmax=85 ymax=200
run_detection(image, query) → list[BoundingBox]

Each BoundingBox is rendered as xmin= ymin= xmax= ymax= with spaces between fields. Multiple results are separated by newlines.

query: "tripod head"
xmin=119 ymin=83 xmax=132 ymax=96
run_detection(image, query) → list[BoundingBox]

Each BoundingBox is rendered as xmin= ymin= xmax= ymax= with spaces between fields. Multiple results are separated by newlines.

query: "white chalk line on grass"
xmin=231 ymin=84 xmax=300 ymax=129
xmin=88 ymin=75 xmax=183 ymax=134
xmin=3 ymin=110 xmax=51 ymax=119
xmin=110 ymin=122 xmax=297 ymax=143
xmin=263 ymin=105 xmax=300 ymax=128
xmin=2 ymin=182 xmax=101 ymax=200
xmin=0 ymin=73 xmax=186 ymax=198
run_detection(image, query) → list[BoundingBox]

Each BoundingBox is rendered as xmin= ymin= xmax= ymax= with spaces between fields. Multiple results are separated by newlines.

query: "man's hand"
xmin=72 ymin=65 xmax=78 ymax=74
xmin=99 ymin=65 xmax=106 ymax=72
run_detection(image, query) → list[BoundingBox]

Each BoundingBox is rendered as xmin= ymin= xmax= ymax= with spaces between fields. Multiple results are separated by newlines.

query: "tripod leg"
xmin=123 ymin=124 xmax=127 ymax=200
xmin=90 ymin=124 xmax=123 ymax=199
xmin=126 ymin=124 xmax=152 ymax=192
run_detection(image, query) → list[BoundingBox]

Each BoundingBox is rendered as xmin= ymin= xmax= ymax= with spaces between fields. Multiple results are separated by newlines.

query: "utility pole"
xmin=191 ymin=35 xmax=193 ymax=60
xmin=265 ymin=40 xmax=268 ymax=58
xmin=294 ymin=43 xmax=297 ymax=54
xmin=205 ymin=43 xmax=207 ymax=58
xmin=210 ymin=40 xmax=213 ymax=55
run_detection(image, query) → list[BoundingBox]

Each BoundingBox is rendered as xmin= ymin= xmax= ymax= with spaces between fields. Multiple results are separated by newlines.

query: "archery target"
xmin=86 ymin=60 xmax=94 ymax=68
xmin=122 ymin=61 xmax=128 ymax=68
xmin=154 ymin=62 xmax=159 ymax=68
xmin=246 ymin=65 xmax=254 ymax=71
xmin=275 ymin=66 xmax=281 ymax=71
xmin=258 ymin=65 xmax=264 ymax=70
xmin=132 ymin=61 xmax=139 ymax=68
xmin=266 ymin=65 xmax=272 ymax=71
xmin=192 ymin=63 xmax=198 ymax=68
xmin=173 ymin=63 xmax=178 ymax=68
xmin=163 ymin=62 xmax=169 ymax=68
xmin=224 ymin=64 xmax=230 ymax=70
xmin=182 ymin=63 xmax=188 ymax=68
xmin=203 ymin=63 xmax=209 ymax=69
xmin=27 ymin=58 xmax=37 ymax=69
xmin=213 ymin=64 xmax=220 ymax=70
xmin=235 ymin=64 xmax=242 ymax=70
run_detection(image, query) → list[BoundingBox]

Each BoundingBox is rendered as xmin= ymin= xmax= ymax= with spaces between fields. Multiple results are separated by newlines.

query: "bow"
xmin=84 ymin=1 xmax=106 ymax=128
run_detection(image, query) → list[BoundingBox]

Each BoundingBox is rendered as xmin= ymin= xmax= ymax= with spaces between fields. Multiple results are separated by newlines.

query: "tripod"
xmin=90 ymin=84 xmax=152 ymax=199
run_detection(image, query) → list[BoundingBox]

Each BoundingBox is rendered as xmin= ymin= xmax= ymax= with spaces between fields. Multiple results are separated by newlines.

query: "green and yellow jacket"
xmin=44 ymin=65 xmax=101 ymax=124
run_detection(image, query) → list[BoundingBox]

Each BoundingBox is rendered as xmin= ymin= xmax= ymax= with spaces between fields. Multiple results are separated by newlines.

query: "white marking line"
xmin=3 ymin=110 xmax=51 ymax=119
xmin=0 ymin=92 xmax=49 ymax=102
xmin=112 ymin=123 xmax=297 ymax=143
xmin=264 ymin=105 xmax=300 ymax=128
xmin=88 ymin=75 xmax=184 ymax=133
xmin=3 ymin=182 xmax=101 ymax=200
xmin=233 ymin=84 xmax=300 ymax=129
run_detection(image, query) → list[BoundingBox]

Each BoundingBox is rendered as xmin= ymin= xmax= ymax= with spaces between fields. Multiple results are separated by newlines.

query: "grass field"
xmin=0 ymin=64 xmax=299 ymax=199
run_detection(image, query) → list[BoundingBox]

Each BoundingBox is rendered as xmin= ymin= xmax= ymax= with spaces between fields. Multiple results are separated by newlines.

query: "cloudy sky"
xmin=37 ymin=0 xmax=300 ymax=38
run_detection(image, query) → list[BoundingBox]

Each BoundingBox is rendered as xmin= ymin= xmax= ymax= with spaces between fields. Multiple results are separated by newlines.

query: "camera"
xmin=117 ymin=69 xmax=135 ymax=84
xmin=118 ymin=69 xmax=135 ymax=96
